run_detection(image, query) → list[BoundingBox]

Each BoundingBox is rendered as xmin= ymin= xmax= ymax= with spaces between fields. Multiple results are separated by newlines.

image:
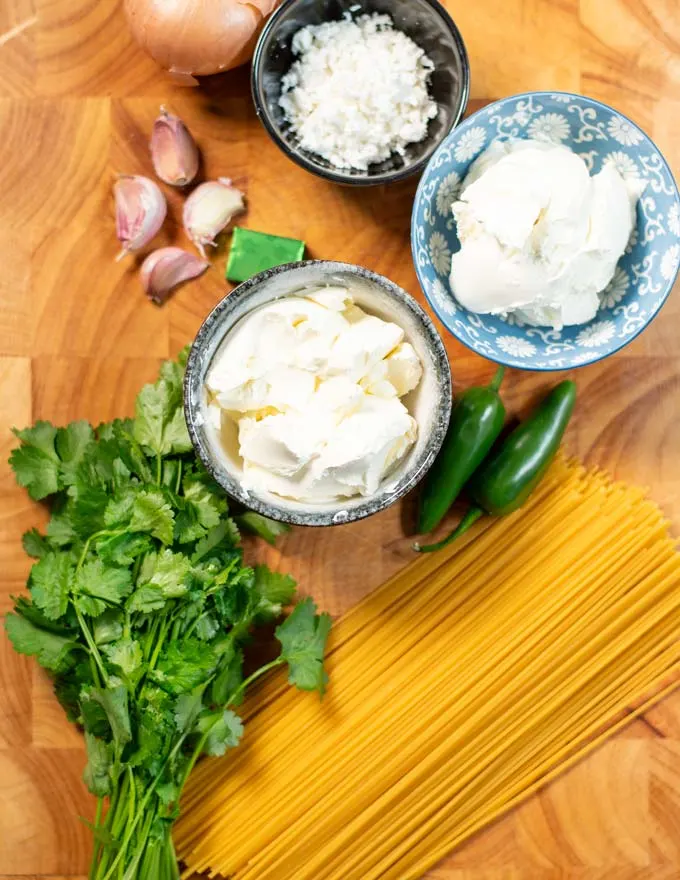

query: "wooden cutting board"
xmin=1 ymin=1 xmax=679 ymax=877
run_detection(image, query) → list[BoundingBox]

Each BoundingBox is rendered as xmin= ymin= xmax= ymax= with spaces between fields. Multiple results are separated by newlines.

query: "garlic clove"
xmin=140 ymin=247 xmax=209 ymax=304
xmin=183 ymin=178 xmax=245 ymax=258
xmin=150 ymin=106 xmax=200 ymax=186
xmin=114 ymin=175 xmax=167 ymax=260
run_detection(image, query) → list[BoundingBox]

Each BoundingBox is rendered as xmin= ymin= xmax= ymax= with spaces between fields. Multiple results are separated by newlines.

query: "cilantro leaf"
xmin=14 ymin=421 xmax=60 ymax=458
xmin=158 ymin=358 xmax=184 ymax=390
xmin=198 ymin=709 xmax=244 ymax=757
xmin=184 ymin=478 xmax=225 ymax=526
xmin=74 ymin=560 xmax=132 ymax=607
xmin=13 ymin=596 xmax=74 ymax=635
xmin=276 ymin=598 xmax=332 ymax=696
xmin=254 ymin=566 xmax=296 ymax=618
xmin=83 ymin=732 xmax=112 ymax=797
xmin=70 ymin=486 xmax=110 ymax=538
xmin=130 ymin=489 xmax=175 ymax=545
xmin=30 ymin=552 xmax=73 ymax=620
xmin=156 ymin=780 xmax=180 ymax=809
xmin=81 ymin=685 xmax=131 ymax=746
xmin=176 ymin=345 xmax=190 ymax=368
xmin=128 ymin=550 xmax=191 ymax=613
xmin=98 ymin=419 xmax=153 ymax=483
xmin=173 ymin=691 xmax=204 ymax=734
xmin=5 ymin=612 xmax=77 ymax=672
xmin=46 ymin=509 xmax=77 ymax=547
xmin=152 ymin=638 xmax=217 ymax=696
xmin=174 ymin=476 xmax=226 ymax=544
xmin=133 ymin=381 xmax=169 ymax=456
xmin=236 ymin=512 xmax=291 ymax=546
xmin=164 ymin=408 xmax=192 ymax=454
xmin=133 ymin=377 xmax=190 ymax=457
xmin=103 ymin=489 xmax=137 ymax=528
xmin=95 ymin=532 xmax=153 ymax=567
xmin=22 ymin=528 xmax=50 ymax=559
xmin=211 ymin=645 xmax=243 ymax=707
xmin=161 ymin=459 xmax=180 ymax=489
xmin=93 ymin=609 xmax=124 ymax=645
xmin=191 ymin=522 xmax=240 ymax=563
xmin=56 ymin=421 xmax=94 ymax=486
xmin=130 ymin=686 xmax=174 ymax=775
xmin=194 ymin=614 xmax=219 ymax=641
xmin=103 ymin=638 xmax=143 ymax=685
xmin=9 ymin=444 xmax=60 ymax=500
xmin=74 ymin=594 xmax=107 ymax=618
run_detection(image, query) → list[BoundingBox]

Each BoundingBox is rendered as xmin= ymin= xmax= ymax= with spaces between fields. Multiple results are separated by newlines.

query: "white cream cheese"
xmin=449 ymin=139 xmax=645 ymax=329
xmin=205 ymin=288 xmax=422 ymax=502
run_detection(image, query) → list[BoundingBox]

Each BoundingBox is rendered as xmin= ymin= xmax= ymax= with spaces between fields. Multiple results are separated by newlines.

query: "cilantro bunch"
xmin=5 ymin=351 xmax=331 ymax=880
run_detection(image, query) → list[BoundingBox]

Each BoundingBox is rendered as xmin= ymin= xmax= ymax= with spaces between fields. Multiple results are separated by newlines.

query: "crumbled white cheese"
xmin=279 ymin=13 xmax=438 ymax=171
xmin=205 ymin=289 xmax=422 ymax=503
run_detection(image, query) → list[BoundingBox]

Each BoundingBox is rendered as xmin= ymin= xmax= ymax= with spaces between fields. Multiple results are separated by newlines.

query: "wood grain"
xmin=0 ymin=0 xmax=679 ymax=877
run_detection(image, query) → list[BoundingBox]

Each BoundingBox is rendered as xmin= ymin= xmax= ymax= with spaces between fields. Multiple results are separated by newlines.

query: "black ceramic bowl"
xmin=251 ymin=0 xmax=470 ymax=186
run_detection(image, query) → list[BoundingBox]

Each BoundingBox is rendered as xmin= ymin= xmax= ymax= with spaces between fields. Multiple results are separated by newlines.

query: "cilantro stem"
xmin=145 ymin=614 xmax=171 ymax=677
xmin=142 ymin=615 xmax=160 ymax=663
xmin=91 ymin=797 xmax=104 ymax=868
xmin=230 ymin=657 xmax=284 ymax=706
xmin=126 ymin=765 xmax=135 ymax=832
xmin=75 ymin=606 xmax=109 ymax=686
xmin=174 ymin=460 xmax=182 ymax=495
xmin=99 ymin=735 xmax=187 ymax=880
xmin=156 ymin=454 xmax=162 ymax=485
xmin=89 ymin=655 xmax=102 ymax=689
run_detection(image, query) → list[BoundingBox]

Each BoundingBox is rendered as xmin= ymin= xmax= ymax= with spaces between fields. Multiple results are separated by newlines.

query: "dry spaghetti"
xmin=176 ymin=457 xmax=680 ymax=880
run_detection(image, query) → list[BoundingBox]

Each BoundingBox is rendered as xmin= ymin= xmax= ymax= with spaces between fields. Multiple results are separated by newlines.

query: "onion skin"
xmin=124 ymin=0 xmax=281 ymax=78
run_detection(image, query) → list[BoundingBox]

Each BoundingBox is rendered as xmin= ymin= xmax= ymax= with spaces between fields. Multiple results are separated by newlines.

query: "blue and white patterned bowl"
xmin=412 ymin=92 xmax=680 ymax=370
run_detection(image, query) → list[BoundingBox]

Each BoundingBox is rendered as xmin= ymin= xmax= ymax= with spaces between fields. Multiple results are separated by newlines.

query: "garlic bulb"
xmin=151 ymin=107 xmax=200 ymax=186
xmin=140 ymin=247 xmax=209 ymax=303
xmin=114 ymin=175 xmax=167 ymax=259
xmin=183 ymin=178 xmax=244 ymax=257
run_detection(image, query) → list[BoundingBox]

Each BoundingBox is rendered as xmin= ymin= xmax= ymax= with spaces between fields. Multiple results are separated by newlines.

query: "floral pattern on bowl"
xmin=411 ymin=92 xmax=680 ymax=370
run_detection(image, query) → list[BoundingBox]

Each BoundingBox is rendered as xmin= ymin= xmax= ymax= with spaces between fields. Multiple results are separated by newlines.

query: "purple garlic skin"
xmin=140 ymin=247 xmax=209 ymax=304
xmin=183 ymin=178 xmax=244 ymax=258
xmin=114 ymin=175 xmax=167 ymax=259
xmin=151 ymin=107 xmax=200 ymax=187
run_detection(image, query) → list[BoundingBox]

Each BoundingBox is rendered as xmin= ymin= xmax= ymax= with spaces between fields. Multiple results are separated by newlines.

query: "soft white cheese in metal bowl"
xmin=205 ymin=288 xmax=423 ymax=503
xmin=184 ymin=261 xmax=452 ymax=528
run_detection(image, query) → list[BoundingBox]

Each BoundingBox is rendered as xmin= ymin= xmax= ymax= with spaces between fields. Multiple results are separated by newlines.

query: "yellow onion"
xmin=124 ymin=0 xmax=281 ymax=80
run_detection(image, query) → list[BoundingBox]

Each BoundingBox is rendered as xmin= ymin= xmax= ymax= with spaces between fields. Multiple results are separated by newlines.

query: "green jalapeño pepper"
xmin=416 ymin=379 xmax=577 ymax=553
xmin=418 ymin=365 xmax=506 ymax=535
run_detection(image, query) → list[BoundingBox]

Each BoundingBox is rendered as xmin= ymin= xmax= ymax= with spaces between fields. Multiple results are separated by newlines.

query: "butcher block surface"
xmin=1 ymin=0 xmax=680 ymax=877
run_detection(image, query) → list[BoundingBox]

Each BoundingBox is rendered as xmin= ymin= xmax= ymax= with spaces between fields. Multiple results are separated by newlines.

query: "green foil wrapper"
xmin=226 ymin=227 xmax=306 ymax=283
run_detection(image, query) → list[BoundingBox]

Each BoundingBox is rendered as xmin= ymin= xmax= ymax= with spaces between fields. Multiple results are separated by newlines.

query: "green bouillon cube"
xmin=226 ymin=227 xmax=306 ymax=283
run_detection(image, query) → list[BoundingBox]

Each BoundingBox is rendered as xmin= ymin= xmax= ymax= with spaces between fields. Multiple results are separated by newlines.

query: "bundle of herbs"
xmin=5 ymin=350 xmax=331 ymax=880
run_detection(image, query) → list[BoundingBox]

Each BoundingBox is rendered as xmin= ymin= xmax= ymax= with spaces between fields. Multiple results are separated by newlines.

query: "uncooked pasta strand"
xmin=176 ymin=458 xmax=680 ymax=880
